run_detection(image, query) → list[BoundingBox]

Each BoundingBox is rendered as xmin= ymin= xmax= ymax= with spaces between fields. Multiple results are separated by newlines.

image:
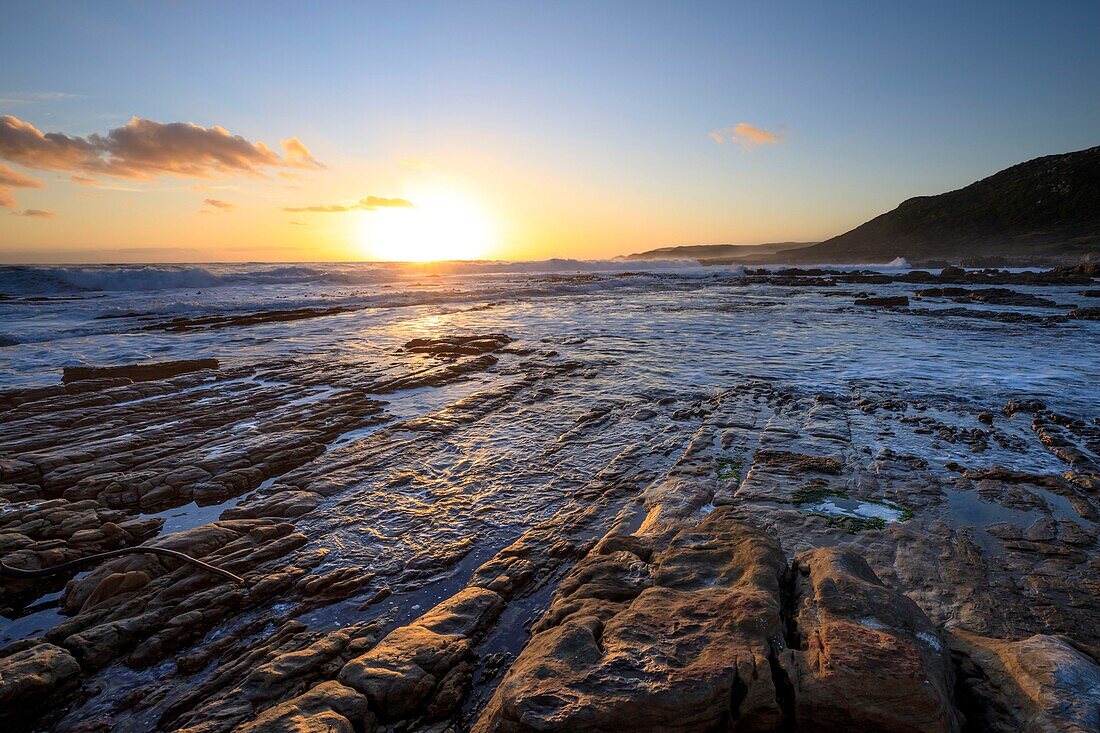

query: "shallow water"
xmin=2 ymin=262 xmax=1096 ymax=420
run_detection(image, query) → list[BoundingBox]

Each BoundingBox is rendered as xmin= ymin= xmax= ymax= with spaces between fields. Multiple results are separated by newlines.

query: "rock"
xmin=784 ymin=548 xmax=960 ymax=732
xmin=145 ymin=307 xmax=358 ymax=333
xmin=62 ymin=358 xmax=219 ymax=383
xmin=1067 ymin=307 xmax=1100 ymax=320
xmin=473 ymin=511 xmax=789 ymax=732
xmin=0 ymin=642 xmax=82 ymax=721
xmin=950 ymin=631 xmax=1100 ymax=733
xmin=403 ymin=334 xmax=513 ymax=357
xmin=339 ymin=586 xmax=504 ymax=720
xmin=854 ymin=296 xmax=910 ymax=307
xmin=230 ymin=681 xmax=374 ymax=733
xmin=754 ymin=449 xmax=842 ymax=475
xmin=79 ymin=570 xmax=152 ymax=611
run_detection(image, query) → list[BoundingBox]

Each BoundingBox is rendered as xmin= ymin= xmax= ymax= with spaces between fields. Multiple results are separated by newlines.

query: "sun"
xmin=358 ymin=187 xmax=498 ymax=262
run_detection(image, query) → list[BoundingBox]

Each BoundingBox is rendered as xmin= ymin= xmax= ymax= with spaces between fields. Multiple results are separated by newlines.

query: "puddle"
xmin=0 ymin=573 xmax=88 ymax=646
xmin=801 ymin=496 xmax=906 ymax=522
xmin=147 ymin=496 xmax=243 ymax=536
xmin=943 ymin=487 xmax=1043 ymax=556
xmin=282 ymin=386 xmax=342 ymax=408
xmin=945 ymin=488 xmax=1045 ymax=527
xmin=0 ymin=597 xmax=64 ymax=646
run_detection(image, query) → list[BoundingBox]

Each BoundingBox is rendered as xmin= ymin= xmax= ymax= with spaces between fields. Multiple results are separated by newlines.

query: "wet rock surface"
xmin=1 ymin=265 xmax=1098 ymax=731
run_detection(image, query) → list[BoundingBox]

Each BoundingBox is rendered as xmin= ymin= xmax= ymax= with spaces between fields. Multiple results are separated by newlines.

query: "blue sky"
xmin=2 ymin=0 xmax=1098 ymax=261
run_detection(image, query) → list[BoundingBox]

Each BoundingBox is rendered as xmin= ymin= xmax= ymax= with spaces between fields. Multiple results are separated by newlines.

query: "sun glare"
xmin=359 ymin=188 xmax=498 ymax=262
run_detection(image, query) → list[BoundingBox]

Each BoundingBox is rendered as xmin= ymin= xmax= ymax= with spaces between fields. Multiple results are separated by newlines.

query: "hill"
xmin=771 ymin=146 xmax=1100 ymax=266
xmin=624 ymin=242 xmax=816 ymax=261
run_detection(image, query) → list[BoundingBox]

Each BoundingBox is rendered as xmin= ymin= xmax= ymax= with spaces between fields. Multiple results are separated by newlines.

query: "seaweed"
xmin=811 ymin=514 xmax=888 ymax=534
xmin=790 ymin=482 xmax=850 ymax=505
xmin=715 ymin=455 xmax=743 ymax=481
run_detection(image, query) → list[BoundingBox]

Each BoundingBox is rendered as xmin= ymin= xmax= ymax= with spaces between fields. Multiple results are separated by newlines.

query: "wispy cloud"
xmin=0 ymin=91 xmax=83 ymax=107
xmin=0 ymin=162 xmax=44 ymax=207
xmin=282 ymin=196 xmax=413 ymax=213
xmin=398 ymin=158 xmax=433 ymax=170
xmin=11 ymin=208 xmax=56 ymax=218
xmin=200 ymin=197 xmax=235 ymax=213
xmin=709 ymin=122 xmax=785 ymax=150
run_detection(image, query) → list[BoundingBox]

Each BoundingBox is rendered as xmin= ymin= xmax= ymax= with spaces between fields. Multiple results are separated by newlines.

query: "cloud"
xmin=0 ymin=115 xmax=323 ymax=183
xmin=0 ymin=91 xmax=83 ymax=107
xmin=288 ymin=220 xmax=306 ymax=226
xmin=280 ymin=137 xmax=324 ymax=169
xmin=398 ymin=158 xmax=433 ymax=170
xmin=12 ymin=208 xmax=56 ymax=218
xmin=201 ymin=198 xmax=235 ymax=212
xmin=359 ymin=196 xmax=413 ymax=209
xmin=70 ymin=175 xmax=100 ymax=186
xmin=0 ymin=162 xmax=44 ymax=207
xmin=282 ymin=204 xmax=354 ymax=213
xmin=709 ymin=122 xmax=784 ymax=149
xmin=282 ymin=195 xmax=413 ymax=213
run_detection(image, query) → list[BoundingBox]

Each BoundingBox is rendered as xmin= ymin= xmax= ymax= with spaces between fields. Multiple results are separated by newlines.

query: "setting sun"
xmin=358 ymin=188 xmax=498 ymax=262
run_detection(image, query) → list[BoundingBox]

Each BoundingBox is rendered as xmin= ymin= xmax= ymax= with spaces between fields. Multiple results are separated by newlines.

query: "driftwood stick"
xmin=0 ymin=546 xmax=245 ymax=585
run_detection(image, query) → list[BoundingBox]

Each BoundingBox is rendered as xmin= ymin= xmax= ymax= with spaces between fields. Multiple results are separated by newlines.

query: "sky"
xmin=1 ymin=0 xmax=1098 ymax=263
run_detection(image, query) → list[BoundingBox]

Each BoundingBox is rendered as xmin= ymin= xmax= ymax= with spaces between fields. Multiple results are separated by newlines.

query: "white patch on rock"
xmin=916 ymin=631 xmax=942 ymax=651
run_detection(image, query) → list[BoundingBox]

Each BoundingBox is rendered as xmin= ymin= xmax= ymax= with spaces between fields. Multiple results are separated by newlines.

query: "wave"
xmin=744 ymin=257 xmax=913 ymax=271
xmin=0 ymin=257 xmax=923 ymax=296
xmin=0 ymin=259 xmax=735 ymax=295
xmin=0 ymin=264 xmax=378 ymax=295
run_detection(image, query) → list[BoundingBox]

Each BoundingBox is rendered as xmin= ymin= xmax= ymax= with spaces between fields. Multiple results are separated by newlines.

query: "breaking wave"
xmin=0 ymin=259 xmax=731 ymax=296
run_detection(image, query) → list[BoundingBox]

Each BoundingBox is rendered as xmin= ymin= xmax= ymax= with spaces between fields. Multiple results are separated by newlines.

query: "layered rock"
xmin=62 ymin=358 xmax=220 ymax=383
xmin=950 ymin=631 xmax=1100 ymax=733
xmin=475 ymin=511 xmax=789 ymax=732
xmin=783 ymin=548 xmax=959 ymax=732
xmin=230 ymin=681 xmax=374 ymax=733
xmin=0 ymin=642 xmax=82 ymax=723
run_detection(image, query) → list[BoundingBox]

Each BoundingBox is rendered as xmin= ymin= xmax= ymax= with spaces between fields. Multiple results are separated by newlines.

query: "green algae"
xmin=715 ymin=455 xmax=743 ymax=481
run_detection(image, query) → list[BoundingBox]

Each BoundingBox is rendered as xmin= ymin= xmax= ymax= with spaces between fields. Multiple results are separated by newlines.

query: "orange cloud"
xmin=280 ymin=137 xmax=324 ymax=169
xmin=0 ymin=162 xmax=44 ymax=207
xmin=0 ymin=115 xmax=323 ymax=184
xmin=282 ymin=196 xmax=413 ymax=213
xmin=709 ymin=122 xmax=784 ymax=149
xmin=12 ymin=208 xmax=56 ymax=218
xmin=359 ymin=196 xmax=413 ymax=209
xmin=201 ymin=198 xmax=236 ymax=212
xmin=281 ymin=203 xmax=355 ymax=213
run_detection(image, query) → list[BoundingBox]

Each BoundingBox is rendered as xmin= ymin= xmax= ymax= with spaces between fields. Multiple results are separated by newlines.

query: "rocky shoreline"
xmin=1 ymin=267 xmax=1099 ymax=732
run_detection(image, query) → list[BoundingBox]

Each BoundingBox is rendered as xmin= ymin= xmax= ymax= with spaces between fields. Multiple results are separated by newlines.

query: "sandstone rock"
xmin=404 ymin=334 xmax=513 ymax=357
xmin=62 ymin=358 xmax=219 ymax=383
xmin=230 ymin=681 xmax=374 ymax=733
xmin=1068 ymin=307 xmax=1100 ymax=320
xmin=80 ymin=570 xmax=152 ymax=611
xmin=855 ymin=296 xmax=909 ymax=307
xmin=784 ymin=548 xmax=960 ymax=732
xmin=474 ymin=510 xmax=789 ymax=732
xmin=950 ymin=631 xmax=1100 ymax=733
xmin=0 ymin=642 xmax=82 ymax=720
xmin=339 ymin=586 xmax=503 ymax=721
